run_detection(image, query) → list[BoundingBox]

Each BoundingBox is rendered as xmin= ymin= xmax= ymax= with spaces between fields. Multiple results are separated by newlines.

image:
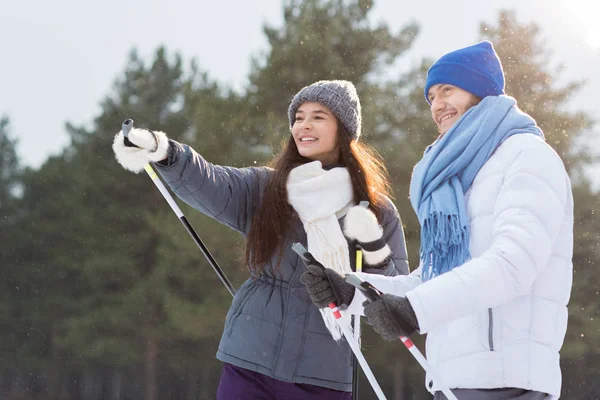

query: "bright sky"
xmin=1 ymin=0 xmax=599 ymax=168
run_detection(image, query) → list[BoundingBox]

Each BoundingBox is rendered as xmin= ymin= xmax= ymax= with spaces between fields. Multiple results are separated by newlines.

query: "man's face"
xmin=427 ymin=84 xmax=481 ymax=137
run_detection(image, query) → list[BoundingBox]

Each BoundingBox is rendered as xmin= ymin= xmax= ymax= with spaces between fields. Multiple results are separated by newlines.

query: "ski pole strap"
xmin=345 ymin=275 xmax=383 ymax=302
xmin=292 ymin=243 xmax=325 ymax=273
xmin=353 ymin=200 xmax=388 ymax=252
xmin=121 ymin=118 xmax=159 ymax=151
xmin=123 ymin=131 xmax=159 ymax=152
xmin=356 ymin=237 xmax=387 ymax=252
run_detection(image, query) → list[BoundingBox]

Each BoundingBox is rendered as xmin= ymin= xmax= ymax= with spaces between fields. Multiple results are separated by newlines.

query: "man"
xmin=300 ymin=41 xmax=573 ymax=399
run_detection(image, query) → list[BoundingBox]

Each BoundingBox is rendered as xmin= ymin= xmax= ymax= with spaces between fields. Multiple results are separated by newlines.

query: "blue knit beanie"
xmin=424 ymin=41 xmax=505 ymax=104
xmin=288 ymin=80 xmax=362 ymax=140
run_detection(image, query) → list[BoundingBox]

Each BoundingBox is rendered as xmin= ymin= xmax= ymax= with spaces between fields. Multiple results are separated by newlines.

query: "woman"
xmin=113 ymin=80 xmax=409 ymax=399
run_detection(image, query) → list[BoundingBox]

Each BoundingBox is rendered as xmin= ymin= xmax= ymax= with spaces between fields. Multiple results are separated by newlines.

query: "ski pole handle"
xmin=345 ymin=274 xmax=382 ymax=302
xmin=121 ymin=119 xmax=185 ymax=218
xmin=121 ymin=119 xmax=139 ymax=148
xmin=122 ymin=119 xmax=133 ymax=137
xmin=292 ymin=243 xmax=340 ymax=312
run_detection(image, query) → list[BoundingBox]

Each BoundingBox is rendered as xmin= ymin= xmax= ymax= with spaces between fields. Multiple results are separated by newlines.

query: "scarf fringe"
xmin=420 ymin=212 xmax=471 ymax=281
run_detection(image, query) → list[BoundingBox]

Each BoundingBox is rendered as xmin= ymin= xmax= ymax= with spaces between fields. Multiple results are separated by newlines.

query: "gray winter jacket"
xmin=154 ymin=140 xmax=409 ymax=392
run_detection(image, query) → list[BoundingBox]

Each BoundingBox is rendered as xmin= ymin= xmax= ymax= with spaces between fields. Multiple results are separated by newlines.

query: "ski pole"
xmin=352 ymin=199 xmax=369 ymax=399
xmin=121 ymin=119 xmax=236 ymax=297
xmin=351 ymin=243 xmax=363 ymax=399
xmin=292 ymin=243 xmax=387 ymax=400
xmin=345 ymin=275 xmax=458 ymax=400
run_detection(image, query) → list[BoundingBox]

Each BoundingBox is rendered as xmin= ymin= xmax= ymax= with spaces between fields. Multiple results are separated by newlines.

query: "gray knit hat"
xmin=288 ymin=80 xmax=362 ymax=140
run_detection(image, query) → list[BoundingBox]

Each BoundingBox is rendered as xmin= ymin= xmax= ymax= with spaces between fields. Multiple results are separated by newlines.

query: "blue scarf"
xmin=410 ymin=95 xmax=544 ymax=281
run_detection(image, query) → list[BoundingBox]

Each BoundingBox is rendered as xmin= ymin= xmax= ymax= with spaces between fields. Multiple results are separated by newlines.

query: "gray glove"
xmin=363 ymin=294 xmax=420 ymax=340
xmin=298 ymin=254 xmax=355 ymax=308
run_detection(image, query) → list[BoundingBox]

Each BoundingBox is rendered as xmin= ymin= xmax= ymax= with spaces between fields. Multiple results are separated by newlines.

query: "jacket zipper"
xmin=488 ymin=308 xmax=495 ymax=351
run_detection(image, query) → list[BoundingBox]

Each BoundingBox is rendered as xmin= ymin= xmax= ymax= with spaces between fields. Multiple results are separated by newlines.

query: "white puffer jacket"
xmin=348 ymin=134 xmax=573 ymax=398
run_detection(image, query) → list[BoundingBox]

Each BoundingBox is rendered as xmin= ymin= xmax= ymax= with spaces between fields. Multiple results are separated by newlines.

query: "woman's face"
xmin=291 ymin=102 xmax=340 ymax=165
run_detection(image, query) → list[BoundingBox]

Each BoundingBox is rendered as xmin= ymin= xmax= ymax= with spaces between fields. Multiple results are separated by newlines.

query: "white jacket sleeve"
xmin=344 ymin=265 xmax=423 ymax=316
xmin=406 ymin=140 xmax=571 ymax=334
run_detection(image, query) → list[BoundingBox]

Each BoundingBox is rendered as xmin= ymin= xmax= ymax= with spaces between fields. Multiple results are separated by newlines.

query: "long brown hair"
xmin=245 ymin=123 xmax=392 ymax=272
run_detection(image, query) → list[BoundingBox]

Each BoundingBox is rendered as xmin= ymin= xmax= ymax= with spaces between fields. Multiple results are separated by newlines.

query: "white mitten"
xmin=344 ymin=205 xmax=391 ymax=267
xmin=112 ymin=128 xmax=169 ymax=173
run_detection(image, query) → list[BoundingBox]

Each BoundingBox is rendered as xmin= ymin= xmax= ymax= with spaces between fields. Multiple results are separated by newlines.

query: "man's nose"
xmin=431 ymin=97 xmax=446 ymax=113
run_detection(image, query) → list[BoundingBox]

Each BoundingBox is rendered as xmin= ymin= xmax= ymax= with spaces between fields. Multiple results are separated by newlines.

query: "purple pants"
xmin=216 ymin=363 xmax=352 ymax=400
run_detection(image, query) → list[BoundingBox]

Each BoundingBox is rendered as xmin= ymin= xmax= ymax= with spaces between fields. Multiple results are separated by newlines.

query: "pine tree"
xmin=481 ymin=10 xmax=594 ymax=174
xmin=0 ymin=117 xmax=24 ymax=380
xmin=242 ymin=0 xmax=418 ymax=154
xmin=0 ymin=117 xmax=20 ymax=212
xmin=9 ymin=48 xmax=235 ymax=400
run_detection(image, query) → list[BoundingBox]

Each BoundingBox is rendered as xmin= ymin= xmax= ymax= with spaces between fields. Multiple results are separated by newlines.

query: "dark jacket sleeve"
xmin=363 ymin=196 xmax=409 ymax=276
xmin=152 ymin=140 xmax=269 ymax=235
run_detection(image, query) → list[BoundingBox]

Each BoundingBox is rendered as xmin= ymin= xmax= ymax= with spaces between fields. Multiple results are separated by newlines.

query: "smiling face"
xmin=427 ymin=84 xmax=481 ymax=137
xmin=291 ymin=102 xmax=340 ymax=165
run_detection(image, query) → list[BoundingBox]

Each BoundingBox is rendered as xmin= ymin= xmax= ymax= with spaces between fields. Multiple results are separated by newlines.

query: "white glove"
xmin=343 ymin=205 xmax=391 ymax=266
xmin=112 ymin=128 xmax=169 ymax=173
